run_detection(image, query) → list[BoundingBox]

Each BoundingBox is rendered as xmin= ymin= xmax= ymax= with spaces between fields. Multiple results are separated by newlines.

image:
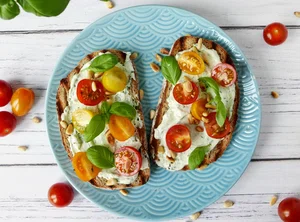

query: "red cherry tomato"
xmin=0 ymin=111 xmax=17 ymax=137
xmin=0 ymin=80 xmax=13 ymax=107
xmin=204 ymin=112 xmax=231 ymax=139
xmin=212 ymin=63 xmax=237 ymax=87
xmin=173 ymin=81 xmax=199 ymax=105
xmin=115 ymin=146 xmax=142 ymax=176
xmin=263 ymin=22 xmax=288 ymax=46
xmin=166 ymin=124 xmax=191 ymax=152
xmin=76 ymin=79 xmax=105 ymax=106
xmin=48 ymin=183 xmax=74 ymax=208
xmin=278 ymin=197 xmax=300 ymax=222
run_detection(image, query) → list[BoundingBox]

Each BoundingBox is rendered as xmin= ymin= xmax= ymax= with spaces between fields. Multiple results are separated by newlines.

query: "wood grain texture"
xmin=0 ymin=0 xmax=299 ymax=31
xmin=0 ymin=29 xmax=300 ymax=164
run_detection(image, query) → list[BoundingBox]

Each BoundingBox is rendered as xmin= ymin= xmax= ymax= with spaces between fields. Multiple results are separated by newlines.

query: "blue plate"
xmin=46 ymin=5 xmax=261 ymax=221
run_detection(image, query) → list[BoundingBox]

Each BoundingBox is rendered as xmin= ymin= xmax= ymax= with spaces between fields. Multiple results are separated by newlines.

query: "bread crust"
xmin=56 ymin=49 xmax=150 ymax=189
xmin=150 ymin=36 xmax=239 ymax=170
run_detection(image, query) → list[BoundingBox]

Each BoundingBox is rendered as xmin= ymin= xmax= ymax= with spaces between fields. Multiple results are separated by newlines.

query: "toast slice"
xmin=56 ymin=49 xmax=150 ymax=189
xmin=150 ymin=36 xmax=239 ymax=171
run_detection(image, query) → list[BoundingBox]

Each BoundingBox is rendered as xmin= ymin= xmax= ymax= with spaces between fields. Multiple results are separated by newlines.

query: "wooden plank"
xmin=0 ymin=29 xmax=299 ymax=164
xmin=0 ymin=160 xmax=299 ymax=221
xmin=0 ymin=0 xmax=299 ymax=31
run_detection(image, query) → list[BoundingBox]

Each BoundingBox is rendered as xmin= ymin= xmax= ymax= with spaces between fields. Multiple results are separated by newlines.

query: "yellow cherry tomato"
xmin=11 ymin=88 xmax=35 ymax=116
xmin=72 ymin=109 xmax=94 ymax=133
xmin=190 ymin=98 xmax=207 ymax=120
xmin=178 ymin=51 xmax=205 ymax=75
xmin=102 ymin=67 xmax=127 ymax=93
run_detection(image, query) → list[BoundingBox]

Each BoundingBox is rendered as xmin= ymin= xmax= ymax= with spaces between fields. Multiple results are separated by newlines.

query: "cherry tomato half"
xmin=72 ymin=152 xmax=101 ymax=182
xmin=11 ymin=88 xmax=35 ymax=116
xmin=212 ymin=63 xmax=237 ymax=87
xmin=166 ymin=124 xmax=191 ymax=152
xmin=191 ymin=98 xmax=207 ymax=120
xmin=0 ymin=80 xmax=13 ymax=107
xmin=204 ymin=112 xmax=231 ymax=139
xmin=48 ymin=183 xmax=74 ymax=208
xmin=278 ymin=197 xmax=300 ymax=222
xmin=76 ymin=79 xmax=105 ymax=106
xmin=115 ymin=146 xmax=142 ymax=176
xmin=263 ymin=22 xmax=288 ymax=46
xmin=0 ymin=111 xmax=17 ymax=137
xmin=178 ymin=51 xmax=206 ymax=75
xmin=173 ymin=81 xmax=199 ymax=105
xmin=108 ymin=114 xmax=135 ymax=141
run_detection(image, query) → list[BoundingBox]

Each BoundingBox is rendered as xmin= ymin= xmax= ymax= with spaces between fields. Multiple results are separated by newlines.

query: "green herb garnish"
xmin=86 ymin=145 xmax=114 ymax=169
xmin=161 ymin=56 xmax=181 ymax=85
xmin=188 ymin=145 xmax=210 ymax=170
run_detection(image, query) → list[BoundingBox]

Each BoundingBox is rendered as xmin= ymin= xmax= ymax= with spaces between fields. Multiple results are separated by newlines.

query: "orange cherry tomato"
xmin=108 ymin=114 xmax=135 ymax=141
xmin=204 ymin=112 xmax=231 ymax=139
xmin=191 ymin=98 xmax=207 ymax=120
xmin=11 ymin=88 xmax=35 ymax=116
xmin=166 ymin=124 xmax=191 ymax=152
xmin=178 ymin=51 xmax=205 ymax=75
xmin=115 ymin=146 xmax=142 ymax=176
xmin=173 ymin=81 xmax=199 ymax=105
xmin=72 ymin=152 xmax=100 ymax=182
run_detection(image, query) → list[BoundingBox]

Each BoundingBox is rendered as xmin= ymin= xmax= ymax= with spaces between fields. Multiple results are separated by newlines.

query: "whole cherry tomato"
xmin=11 ymin=88 xmax=35 ymax=116
xmin=263 ymin=22 xmax=288 ymax=46
xmin=278 ymin=197 xmax=300 ymax=222
xmin=48 ymin=183 xmax=74 ymax=208
xmin=0 ymin=111 xmax=17 ymax=137
xmin=0 ymin=80 xmax=13 ymax=107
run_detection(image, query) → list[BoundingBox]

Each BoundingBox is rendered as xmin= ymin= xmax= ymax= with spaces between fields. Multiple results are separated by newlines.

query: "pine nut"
xmin=32 ymin=116 xmax=41 ymax=123
xmin=139 ymin=89 xmax=144 ymax=100
xmin=183 ymin=76 xmax=192 ymax=82
xmin=182 ymin=81 xmax=193 ymax=93
xmin=205 ymin=103 xmax=216 ymax=109
xmin=160 ymin=48 xmax=169 ymax=55
xmin=294 ymin=11 xmax=300 ymax=17
xmin=105 ymin=91 xmax=114 ymax=95
xmin=120 ymin=189 xmax=128 ymax=196
xmin=190 ymin=212 xmax=201 ymax=220
xmin=92 ymin=81 xmax=97 ymax=92
xmin=270 ymin=195 xmax=278 ymax=206
xmin=150 ymin=62 xmax=160 ymax=72
xmin=106 ymin=178 xmax=118 ymax=186
xmin=166 ymin=156 xmax=175 ymax=163
xmin=18 ymin=146 xmax=28 ymax=151
xmin=105 ymin=130 xmax=115 ymax=146
xmin=130 ymin=52 xmax=138 ymax=60
xmin=94 ymin=72 xmax=103 ymax=78
xmin=195 ymin=126 xmax=204 ymax=132
xmin=66 ymin=123 xmax=74 ymax=135
xmin=271 ymin=91 xmax=279 ymax=98
xmin=155 ymin=54 xmax=162 ymax=62
xmin=150 ymin=110 xmax=156 ymax=120
xmin=60 ymin=120 xmax=68 ymax=129
xmin=87 ymin=70 xmax=94 ymax=79
xmin=157 ymin=146 xmax=165 ymax=154
xmin=105 ymin=0 xmax=113 ymax=9
xmin=106 ymin=95 xmax=113 ymax=104
xmin=188 ymin=114 xmax=200 ymax=125
xmin=197 ymin=164 xmax=208 ymax=170
xmin=202 ymin=111 xmax=208 ymax=117
xmin=202 ymin=117 xmax=209 ymax=123
xmin=224 ymin=200 xmax=234 ymax=208
xmin=206 ymin=94 xmax=211 ymax=102
xmin=169 ymin=150 xmax=177 ymax=159
xmin=197 ymin=38 xmax=203 ymax=50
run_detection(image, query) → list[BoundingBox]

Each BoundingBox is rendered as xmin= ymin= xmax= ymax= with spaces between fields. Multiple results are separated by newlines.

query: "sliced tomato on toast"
xmin=166 ymin=124 xmax=191 ymax=152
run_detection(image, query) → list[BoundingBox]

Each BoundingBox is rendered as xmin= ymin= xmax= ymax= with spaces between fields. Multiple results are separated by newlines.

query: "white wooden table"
xmin=0 ymin=0 xmax=300 ymax=221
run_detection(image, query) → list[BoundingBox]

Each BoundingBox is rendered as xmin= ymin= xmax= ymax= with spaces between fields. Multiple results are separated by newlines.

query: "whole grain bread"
xmin=150 ymin=36 xmax=239 ymax=170
xmin=56 ymin=49 xmax=150 ymax=189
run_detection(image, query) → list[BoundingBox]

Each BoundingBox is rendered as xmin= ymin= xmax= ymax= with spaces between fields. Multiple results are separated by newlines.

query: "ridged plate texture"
xmin=46 ymin=5 xmax=261 ymax=221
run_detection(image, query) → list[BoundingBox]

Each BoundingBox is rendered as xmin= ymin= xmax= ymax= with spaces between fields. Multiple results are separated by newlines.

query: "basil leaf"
xmin=161 ymin=56 xmax=181 ymax=85
xmin=188 ymin=145 xmax=210 ymax=170
xmin=83 ymin=114 xmax=106 ymax=142
xmin=109 ymin=102 xmax=136 ymax=120
xmin=0 ymin=0 xmax=9 ymax=6
xmin=199 ymin=77 xmax=227 ymax=126
xmin=100 ymin=101 xmax=111 ymax=114
xmin=0 ymin=0 xmax=20 ymax=20
xmin=88 ymin=54 xmax=118 ymax=73
xmin=86 ymin=145 xmax=114 ymax=169
xmin=17 ymin=0 xmax=69 ymax=17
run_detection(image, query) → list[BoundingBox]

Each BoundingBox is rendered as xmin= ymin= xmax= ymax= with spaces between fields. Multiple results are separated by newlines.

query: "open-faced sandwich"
xmin=56 ymin=49 xmax=150 ymax=189
xmin=150 ymin=36 xmax=239 ymax=171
